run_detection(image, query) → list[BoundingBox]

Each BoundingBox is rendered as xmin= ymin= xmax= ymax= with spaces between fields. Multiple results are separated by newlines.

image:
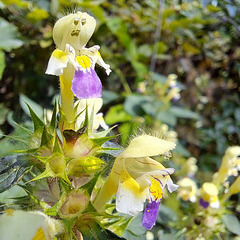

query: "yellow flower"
xmin=45 ymin=12 xmax=111 ymax=125
xmin=182 ymin=157 xmax=198 ymax=177
xmin=223 ymin=176 xmax=240 ymax=201
xmin=45 ymin=12 xmax=111 ymax=88
xmin=213 ymin=146 xmax=240 ymax=186
xmin=199 ymin=182 xmax=219 ymax=209
xmin=0 ymin=210 xmax=64 ymax=240
xmin=177 ymin=177 xmax=197 ymax=202
xmin=93 ymin=135 xmax=178 ymax=229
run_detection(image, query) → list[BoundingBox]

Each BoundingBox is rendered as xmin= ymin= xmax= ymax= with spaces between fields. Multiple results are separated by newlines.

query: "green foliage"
xmin=0 ymin=155 xmax=30 ymax=193
xmin=222 ymin=214 xmax=240 ymax=236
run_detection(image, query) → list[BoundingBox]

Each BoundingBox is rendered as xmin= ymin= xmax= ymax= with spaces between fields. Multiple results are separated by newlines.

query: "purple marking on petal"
xmin=142 ymin=200 xmax=161 ymax=230
xmin=199 ymin=198 xmax=209 ymax=209
xmin=71 ymin=68 xmax=102 ymax=99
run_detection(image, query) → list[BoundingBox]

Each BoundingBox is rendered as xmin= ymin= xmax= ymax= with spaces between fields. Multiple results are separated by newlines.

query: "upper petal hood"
xmin=122 ymin=135 xmax=176 ymax=158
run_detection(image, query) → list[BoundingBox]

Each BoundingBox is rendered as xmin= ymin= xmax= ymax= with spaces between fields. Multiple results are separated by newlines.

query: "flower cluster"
xmin=177 ymin=147 xmax=240 ymax=209
xmin=176 ymin=147 xmax=240 ymax=239
xmin=0 ymin=12 xmax=178 ymax=240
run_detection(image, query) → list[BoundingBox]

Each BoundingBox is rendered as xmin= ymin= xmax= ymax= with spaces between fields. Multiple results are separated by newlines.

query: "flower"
xmin=177 ymin=177 xmax=197 ymax=202
xmin=182 ymin=157 xmax=198 ymax=177
xmin=0 ymin=210 xmax=64 ymax=240
xmin=45 ymin=12 xmax=111 ymax=99
xmin=223 ymin=176 xmax=240 ymax=201
xmin=213 ymin=146 xmax=240 ymax=186
xmin=199 ymin=182 xmax=219 ymax=209
xmin=59 ymin=189 xmax=89 ymax=219
xmin=166 ymin=74 xmax=181 ymax=101
xmin=93 ymin=135 xmax=178 ymax=230
xmin=166 ymin=74 xmax=178 ymax=88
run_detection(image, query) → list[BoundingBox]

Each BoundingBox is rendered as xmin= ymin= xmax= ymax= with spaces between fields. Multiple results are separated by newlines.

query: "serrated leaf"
xmin=45 ymin=203 xmax=58 ymax=216
xmin=53 ymin=134 xmax=62 ymax=153
xmin=92 ymin=125 xmax=117 ymax=139
xmin=81 ymin=171 xmax=101 ymax=196
xmin=50 ymin=100 xmax=57 ymax=130
xmin=92 ymin=135 xmax=118 ymax=146
xmin=222 ymin=214 xmax=240 ymax=236
xmin=40 ymin=126 xmax=53 ymax=147
xmin=26 ymin=104 xmax=44 ymax=132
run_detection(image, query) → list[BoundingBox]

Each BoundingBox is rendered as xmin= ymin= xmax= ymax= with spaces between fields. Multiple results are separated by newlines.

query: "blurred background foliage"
xmin=0 ymin=0 xmax=240 ymax=238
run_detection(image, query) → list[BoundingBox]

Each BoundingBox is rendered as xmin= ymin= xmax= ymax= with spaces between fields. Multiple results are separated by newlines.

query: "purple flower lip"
xmin=142 ymin=200 xmax=161 ymax=230
xmin=71 ymin=68 xmax=102 ymax=99
xmin=199 ymin=198 xmax=209 ymax=209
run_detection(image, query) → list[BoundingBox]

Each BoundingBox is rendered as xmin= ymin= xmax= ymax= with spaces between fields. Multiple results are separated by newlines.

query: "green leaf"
xmin=0 ymin=103 xmax=8 ymax=125
xmin=158 ymin=230 xmax=184 ymax=240
xmin=124 ymin=95 xmax=152 ymax=116
xmin=81 ymin=222 xmax=127 ymax=240
xmin=102 ymin=90 xmax=120 ymax=105
xmin=0 ymin=185 xmax=27 ymax=205
xmin=0 ymin=50 xmax=5 ymax=79
xmin=92 ymin=135 xmax=117 ymax=146
xmin=157 ymin=204 xmax=178 ymax=224
xmin=0 ymin=128 xmax=29 ymax=158
xmin=169 ymin=106 xmax=200 ymax=119
xmin=45 ymin=203 xmax=58 ymax=216
xmin=0 ymin=17 xmax=23 ymax=51
xmin=50 ymin=100 xmax=57 ymax=130
xmin=40 ymin=126 xmax=53 ymax=147
xmin=19 ymin=94 xmax=44 ymax=119
xmin=81 ymin=171 xmax=101 ymax=195
xmin=123 ymin=213 xmax=146 ymax=239
xmin=26 ymin=104 xmax=44 ymax=132
xmin=26 ymin=7 xmax=49 ymax=22
xmin=222 ymin=214 xmax=240 ymax=236
xmin=157 ymin=110 xmax=177 ymax=126
xmin=0 ymin=155 xmax=30 ymax=193
xmin=105 ymin=105 xmax=132 ymax=125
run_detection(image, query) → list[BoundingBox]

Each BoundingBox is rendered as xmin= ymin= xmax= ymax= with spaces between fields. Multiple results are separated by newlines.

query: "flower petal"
xmin=116 ymin=180 xmax=146 ymax=216
xmin=122 ymin=135 xmax=176 ymax=158
xmin=71 ymin=68 xmax=102 ymax=99
xmin=166 ymin=177 xmax=179 ymax=193
xmin=142 ymin=200 xmax=161 ymax=230
xmin=45 ymin=49 xmax=68 ymax=76
xmin=199 ymin=198 xmax=209 ymax=208
xmin=116 ymin=169 xmax=147 ymax=216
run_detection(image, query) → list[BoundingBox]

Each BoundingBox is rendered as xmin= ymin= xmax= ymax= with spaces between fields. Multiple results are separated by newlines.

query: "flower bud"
xmin=59 ymin=189 xmax=89 ymax=219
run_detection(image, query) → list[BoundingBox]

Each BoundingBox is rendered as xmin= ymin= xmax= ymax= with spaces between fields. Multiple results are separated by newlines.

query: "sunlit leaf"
xmin=0 ymin=18 xmax=23 ymax=51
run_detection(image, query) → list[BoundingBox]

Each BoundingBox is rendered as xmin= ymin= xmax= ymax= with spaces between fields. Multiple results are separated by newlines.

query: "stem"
xmin=149 ymin=0 xmax=165 ymax=73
